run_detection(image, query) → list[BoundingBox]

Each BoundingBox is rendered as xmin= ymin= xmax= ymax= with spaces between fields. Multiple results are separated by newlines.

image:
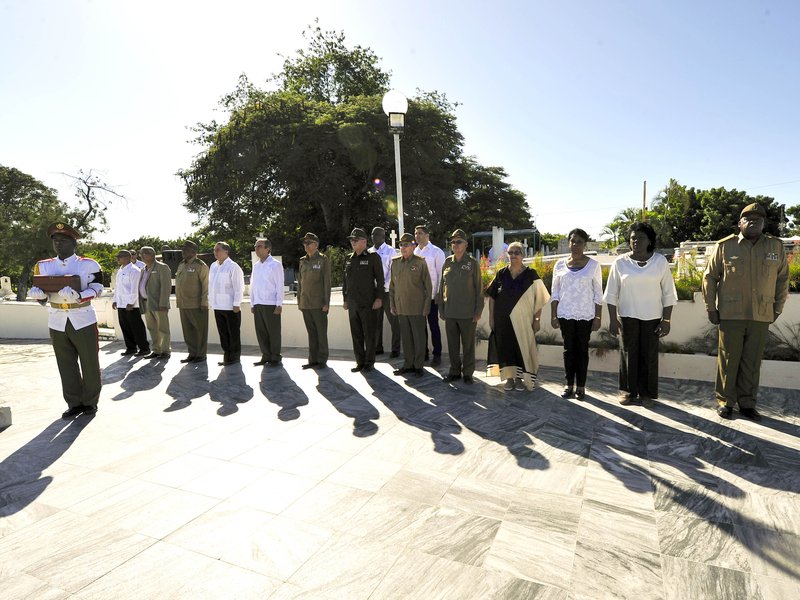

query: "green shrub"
xmin=323 ymin=245 xmax=348 ymax=287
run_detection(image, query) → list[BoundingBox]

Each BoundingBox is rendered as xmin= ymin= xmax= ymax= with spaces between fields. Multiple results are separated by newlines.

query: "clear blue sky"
xmin=2 ymin=0 xmax=798 ymax=244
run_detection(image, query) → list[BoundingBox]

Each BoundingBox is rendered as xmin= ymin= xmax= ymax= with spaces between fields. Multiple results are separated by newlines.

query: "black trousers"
xmin=619 ymin=317 xmax=660 ymax=398
xmin=214 ymin=309 xmax=242 ymax=362
xmin=559 ymin=318 xmax=593 ymax=387
xmin=349 ymin=306 xmax=377 ymax=367
xmin=426 ymin=300 xmax=442 ymax=358
xmin=375 ymin=290 xmax=400 ymax=353
xmin=118 ymin=307 xmax=149 ymax=352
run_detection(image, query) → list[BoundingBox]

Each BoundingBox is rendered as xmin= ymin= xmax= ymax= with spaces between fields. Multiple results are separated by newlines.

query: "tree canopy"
xmin=0 ymin=166 xmax=83 ymax=299
xmin=601 ymin=179 xmax=789 ymax=248
xmin=179 ymin=25 xmax=532 ymax=264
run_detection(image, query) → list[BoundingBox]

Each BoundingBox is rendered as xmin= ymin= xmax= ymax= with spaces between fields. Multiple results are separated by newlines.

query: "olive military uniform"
xmin=343 ymin=247 xmax=384 ymax=368
xmin=298 ymin=250 xmax=331 ymax=365
xmin=390 ymin=254 xmax=432 ymax=370
xmin=175 ymin=256 xmax=209 ymax=360
xmin=703 ymin=232 xmax=788 ymax=410
xmin=439 ymin=251 xmax=484 ymax=378
xmin=141 ymin=259 xmax=173 ymax=355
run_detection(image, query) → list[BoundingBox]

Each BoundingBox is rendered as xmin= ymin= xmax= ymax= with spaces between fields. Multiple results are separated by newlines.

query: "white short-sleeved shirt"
xmin=550 ymin=257 xmax=603 ymax=321
xmin=209 ymin=257 xmax=245 ymax=310
xmin=373 ymin=243 xmax=399 ymax=292
xmin=603 ymin=253 xmax=678 ymax=320
xmin=250 ymin=255 xmax=284 ymax=307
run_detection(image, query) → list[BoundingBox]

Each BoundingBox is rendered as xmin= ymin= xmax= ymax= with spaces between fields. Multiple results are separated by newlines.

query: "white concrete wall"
xmin=3 ymin=292 xmax=800 ymax=389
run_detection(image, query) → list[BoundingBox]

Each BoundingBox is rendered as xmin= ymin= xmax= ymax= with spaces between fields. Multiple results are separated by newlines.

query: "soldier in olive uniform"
xmin=703 ymin=203 xmax=789 ymax=421
xmin=439 ymin=229 xmax=484 ymax=384
xmin=175 ymin=240 xmax=209 ymax=363
xmin=343 ymin=228 xmax=384 ymax=372
xmin=390 ymin=233 xmax=432 ymax=376
xmin=297 ymin=232 xmax=331 ymax=369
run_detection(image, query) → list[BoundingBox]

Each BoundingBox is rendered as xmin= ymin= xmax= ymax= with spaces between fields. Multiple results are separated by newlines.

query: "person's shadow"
xmin=317 ymin=369 xmax=380 ymax=437
xmin=209 ymin=363 xmax=254 ymax=416
xmin=365 ymin=370 xmax=462 ymax=453
xmin=0 ymin=417 xmax=94 ymax=515
xmin=101 ymin=354 xmax=140 ymax=385
xmin=112 ymin=360 xmax=166 ymax=400
xmin=164 ymin=362 xmax=210 ymax=412
xmin=259 ymin=366 xmax=309 ymax=421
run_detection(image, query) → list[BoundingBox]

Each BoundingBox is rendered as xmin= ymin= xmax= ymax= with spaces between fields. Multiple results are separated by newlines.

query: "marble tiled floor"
xmin=1 ymin=339 xmax=799 ymax=599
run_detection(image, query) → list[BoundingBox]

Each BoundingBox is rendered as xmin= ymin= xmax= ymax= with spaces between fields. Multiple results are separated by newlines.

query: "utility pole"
xmin=642 ymin=180 xmax=647 ymax=221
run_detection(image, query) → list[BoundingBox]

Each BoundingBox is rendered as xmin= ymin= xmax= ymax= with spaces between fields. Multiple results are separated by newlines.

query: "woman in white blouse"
xmin=604 ymin=222 xmax=678 ymax=407
xmin=550 ymin=228 xmax=603 ymax=400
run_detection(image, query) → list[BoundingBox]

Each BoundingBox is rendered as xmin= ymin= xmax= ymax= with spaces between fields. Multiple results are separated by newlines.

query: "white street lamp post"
xmin=382 ymin=89 xmax=408 ymax=236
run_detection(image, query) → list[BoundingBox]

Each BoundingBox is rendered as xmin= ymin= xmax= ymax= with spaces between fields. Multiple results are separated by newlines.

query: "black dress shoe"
xmin=135 ymin=349 xmax=150 ymax=356
xmin=717 ymin=405 xmax=734 ymax=419
xmin=575 ymin=388 xmax=586 ymax=400
xmin=121 ymin=349 xmax=136 ymax=356
xmin=159 ymin=353 xmax=171 ymax=359
xmin=561 ymin=387 xmax=575 ymax=399
xmin=463 ymin=376 xmax=474 ymax=384
xmin=62 ymin=406 xmax=83 ymax=419
xmin=145 ymin=352 xmax=160 ymax=359
xmin=375 ymin=349 xmax=384 ymax=355
xmin=390 ymin=351 xmax=400 ymax=358
xmin=219 ymin=359 xmax=239 ymax=366
xmin=393 ymin=367 xmax=410 ymax=376
xmin=445 ymin=374 xmax=461 ymax=382
xmin=739 ymin=407 xmax=762 ymax=421
xmin=351 ymin=365 xmax=364 ymax=372
xmin=254 ymin=359 xmax=268 ymax=366
xmin=302 ymin=363 xmax=318 ymax=369
xmin=81 ymin=405 xmax=98 ymax=415
xmin=415 ymin=368 xmax=424 ymax=377
xmin=181 ymin=356 xmax=195 ymax=363
xmin=431 ymin=356 xmax=442 ymax=367
xmin=191 ymin=356 xmax=207 ymax=363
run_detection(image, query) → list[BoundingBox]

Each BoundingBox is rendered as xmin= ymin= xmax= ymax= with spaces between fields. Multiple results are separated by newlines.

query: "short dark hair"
xmin=414 ymin=224 xmax=429 ymax=233
xmin=567 ymin=228 xmax=589 ymax=243
xmin=628 ymin=222 xmax=657 ymax=252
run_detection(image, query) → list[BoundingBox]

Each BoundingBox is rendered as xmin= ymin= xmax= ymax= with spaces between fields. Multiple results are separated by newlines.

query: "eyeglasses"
xmin=507 ymin=251 xmax=522 ymax=255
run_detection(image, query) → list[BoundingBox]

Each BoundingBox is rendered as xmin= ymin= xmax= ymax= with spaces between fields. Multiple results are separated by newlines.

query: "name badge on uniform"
xmin=461 ymin=263 xmax=472 ymax=271
xmin=766 ymin=253 xmax=778 ymax=261
xmin=359 ymin=260 xmax=369 ymax=266
xmin=312 ymin=264 xmax=321 ymax=270
xmin=188 ymin=268 xmax=195 ymax=272
xmin=410 ymin=266 xmax=417 ymax=271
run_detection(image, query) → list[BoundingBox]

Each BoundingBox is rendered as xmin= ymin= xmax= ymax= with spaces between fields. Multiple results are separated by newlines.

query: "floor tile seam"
xmin=659 ymin=551 xmax=756 ymax=579
xmin=28 ymin=533 xmax=161 ymax=597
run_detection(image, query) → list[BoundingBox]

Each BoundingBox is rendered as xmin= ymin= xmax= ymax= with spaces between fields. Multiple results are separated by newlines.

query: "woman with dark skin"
xmin=604 ymin=223 xmax=678 ymax=407
xmin=550 ymin=228 xmax=603 ymax=400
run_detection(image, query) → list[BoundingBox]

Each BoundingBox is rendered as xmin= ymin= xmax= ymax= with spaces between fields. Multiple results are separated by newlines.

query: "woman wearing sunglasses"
xmin=486 ymin=241 xmax=550 ymax=391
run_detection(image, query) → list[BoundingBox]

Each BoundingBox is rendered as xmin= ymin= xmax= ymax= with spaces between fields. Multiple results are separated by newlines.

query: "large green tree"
xmin=179 ymin=26 xmax=531 ymax=264
xmin=0 ymin=166 xmax=84 ymax=300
